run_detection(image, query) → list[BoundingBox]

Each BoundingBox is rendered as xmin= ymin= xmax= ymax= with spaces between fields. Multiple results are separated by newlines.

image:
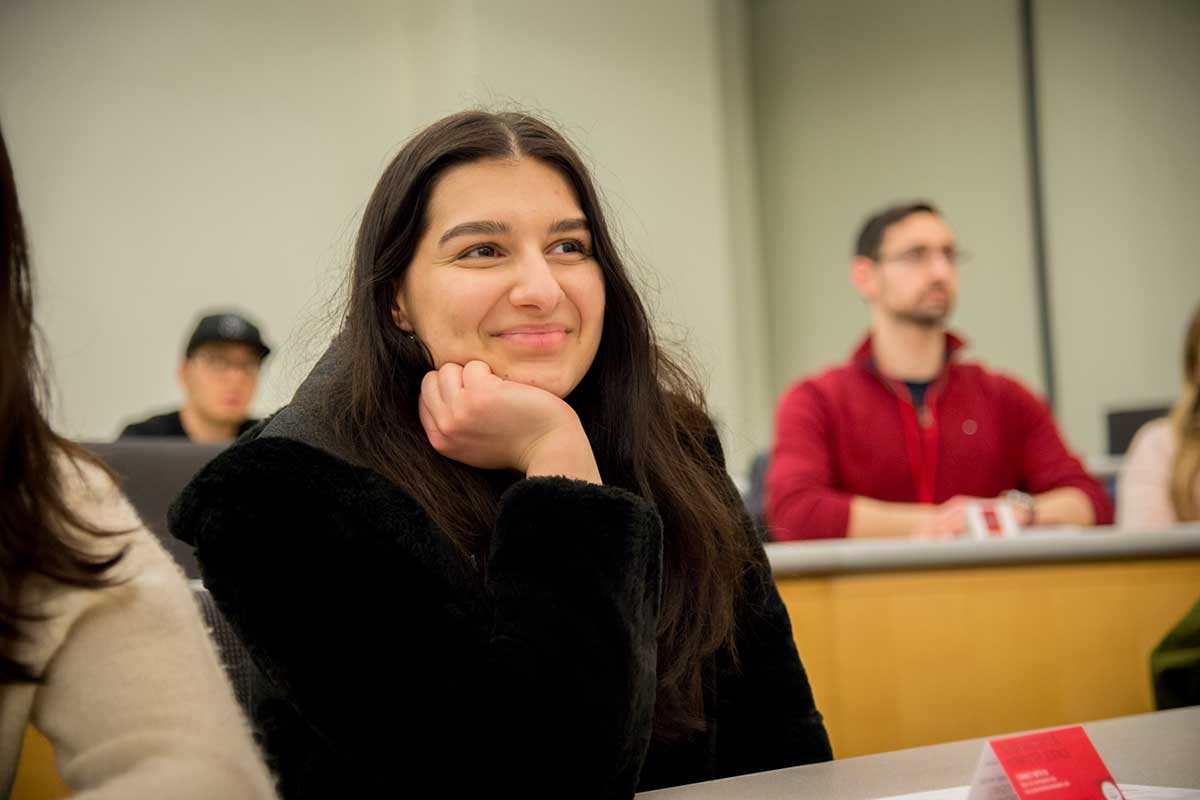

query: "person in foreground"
xmin=767 ymin=201 xmax=1111 ymax=540
xmin=1119 ymin=303 xmax=1200 ymax=528
xmin=0 ymin=127 xmax=275 ymax=797
xmin=170 ymin=111 xmax=832 ymax=798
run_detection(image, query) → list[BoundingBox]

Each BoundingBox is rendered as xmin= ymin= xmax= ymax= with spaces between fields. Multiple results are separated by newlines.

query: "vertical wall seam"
xmin=1019 ymin=0 xmax=1057 ymax=409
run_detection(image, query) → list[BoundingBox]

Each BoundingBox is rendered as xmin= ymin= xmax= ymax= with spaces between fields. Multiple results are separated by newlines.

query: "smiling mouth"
xmin=494 ymin=329 xmax=570 ymax=349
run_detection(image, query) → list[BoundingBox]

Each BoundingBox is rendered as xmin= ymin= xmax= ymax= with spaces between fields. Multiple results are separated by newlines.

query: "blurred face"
xmin=861 ymin=212 xmax=960 ymax=327
xmin=394 ymin=157 xmax=605 ymax=398
xmin=178 ymin=341 xmax=261 ymax=424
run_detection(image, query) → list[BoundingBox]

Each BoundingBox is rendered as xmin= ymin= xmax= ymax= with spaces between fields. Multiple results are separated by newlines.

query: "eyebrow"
xmin=437 ymin=217 xmax=590 ymax=246
xmin=548 ymin=217 xmax=590 ymax=235
xmin=438 ymin=220 xmax=511 ymax=246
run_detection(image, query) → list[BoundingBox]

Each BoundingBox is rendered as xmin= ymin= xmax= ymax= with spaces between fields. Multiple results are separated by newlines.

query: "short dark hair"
xmin=855 ymin=200 xmax=941 ymax=259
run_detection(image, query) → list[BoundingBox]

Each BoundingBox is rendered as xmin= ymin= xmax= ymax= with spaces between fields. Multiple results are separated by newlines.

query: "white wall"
xmin=715 ymin=0 xmax=777 ymax=459
xmin=4 ymin=0 xmax=1194 ymax=470
xmin=0 ymin=0 xmax=768 ymax=468
xmin=1036 ymin=0 xmax=1200 ymax=457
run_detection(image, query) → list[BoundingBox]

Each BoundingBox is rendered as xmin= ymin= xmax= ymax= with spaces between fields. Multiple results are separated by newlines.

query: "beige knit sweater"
xmin=0 ymin=456 xmax=276 ymax=798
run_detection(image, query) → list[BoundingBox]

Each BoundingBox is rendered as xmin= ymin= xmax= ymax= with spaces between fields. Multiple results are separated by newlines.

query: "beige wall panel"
xmin=1036 ymin=0 xmax=1200 ymax=457
xmin=750 ymin=0 xmax=1045 ymax=410
xmin=0 ymin=0 xmax=763 ymax=467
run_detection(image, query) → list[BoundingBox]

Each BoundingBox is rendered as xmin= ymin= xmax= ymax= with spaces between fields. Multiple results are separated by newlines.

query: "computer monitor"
xmin=82 ymin=439 xmax=227 ymax=579
xmin=1106 ymin=406 xmax=1171 ymax=456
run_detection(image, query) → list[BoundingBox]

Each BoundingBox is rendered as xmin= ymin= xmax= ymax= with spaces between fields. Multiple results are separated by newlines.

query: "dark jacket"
xmin=168 ymin=346 xmax=831 ymax=798
xmin=119 ymin=410 xmax=259 ymax=440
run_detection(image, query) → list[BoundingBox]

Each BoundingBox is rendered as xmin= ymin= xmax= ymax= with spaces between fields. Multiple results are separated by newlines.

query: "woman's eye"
xmin=550 ymin=239 xmax=589 ymax=256
xmin=462 ymin=244 xmax=499 ymax=259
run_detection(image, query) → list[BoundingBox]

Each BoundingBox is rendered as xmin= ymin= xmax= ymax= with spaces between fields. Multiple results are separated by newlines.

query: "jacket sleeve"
xmin=32 ymin=461 xmax=275 ymax=800
xmin=169 ymin=437 xmax=663 ymax=798
xmin=701 ymin=425 xmax=834 ymax=775
xmin=713 ymin=553 xmax=834 ymax=776
xmin=766 ymin=381 xmax=853 ymax=540
xmin=1008 ymin=379 xmax=1114 ymax=525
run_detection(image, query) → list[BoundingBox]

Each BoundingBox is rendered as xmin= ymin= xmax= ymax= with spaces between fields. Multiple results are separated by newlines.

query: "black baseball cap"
xmin=185 ymin=312 xmax=271 ymax=360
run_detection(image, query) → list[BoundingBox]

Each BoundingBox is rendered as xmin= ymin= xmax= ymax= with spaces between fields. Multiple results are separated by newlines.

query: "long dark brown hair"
xmin=1169 ymin=303 xmax=1200 ymax=521
xmin=326 ymin=111 xmax=754 ymax=741
xmin=0 ymin=124 xmax=126 ymax=684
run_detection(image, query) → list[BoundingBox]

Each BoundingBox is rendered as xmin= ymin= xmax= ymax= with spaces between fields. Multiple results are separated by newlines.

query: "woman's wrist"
xmin=522 ymin=424 xmax=602 ymax=485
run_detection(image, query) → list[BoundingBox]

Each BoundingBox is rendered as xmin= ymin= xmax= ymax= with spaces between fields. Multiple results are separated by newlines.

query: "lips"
xmin=493 ymin=325 xmax=571 ymax=350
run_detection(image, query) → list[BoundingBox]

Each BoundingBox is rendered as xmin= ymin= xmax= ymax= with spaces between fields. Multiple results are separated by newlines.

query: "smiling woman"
xmin=396 ymin=157 xmax=605 ymax=400
xmin=169 ymin=110 xmax=832 ymax=798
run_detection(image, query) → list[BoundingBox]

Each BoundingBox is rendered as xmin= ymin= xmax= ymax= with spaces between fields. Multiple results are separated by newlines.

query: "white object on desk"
xmin=964 ymin=501 xmax=1020 ymax=539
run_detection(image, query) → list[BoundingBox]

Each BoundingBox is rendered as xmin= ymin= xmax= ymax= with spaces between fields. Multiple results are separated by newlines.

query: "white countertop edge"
xmin=766 ymin=525 xmax=1200 ymax=577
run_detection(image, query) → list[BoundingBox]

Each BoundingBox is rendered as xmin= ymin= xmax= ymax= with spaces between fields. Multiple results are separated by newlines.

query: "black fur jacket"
xmin=169 ymin=348 xmax=831 ymax=798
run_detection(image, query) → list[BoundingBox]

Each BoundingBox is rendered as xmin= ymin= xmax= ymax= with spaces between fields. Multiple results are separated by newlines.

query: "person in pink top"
xmin=1118 ymin=303 xmax=1200 ymax=529
xmin=766 ymin=201 xmax=1111 ymax=541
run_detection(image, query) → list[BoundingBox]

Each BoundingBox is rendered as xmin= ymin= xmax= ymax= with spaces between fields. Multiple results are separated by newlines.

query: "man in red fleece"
xmin=766 ymin=201 xmax=1112 ymax=541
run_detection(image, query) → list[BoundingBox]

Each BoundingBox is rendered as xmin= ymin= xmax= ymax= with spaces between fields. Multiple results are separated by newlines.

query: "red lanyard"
xmin=893 ymin=383 xmax=939 ymax=504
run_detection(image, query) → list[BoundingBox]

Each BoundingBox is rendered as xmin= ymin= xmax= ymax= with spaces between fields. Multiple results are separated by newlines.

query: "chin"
xmin=503 ymin=368 xmax=577 ymax=398
xmin=901 ymin=303 xmax=952 ymax=324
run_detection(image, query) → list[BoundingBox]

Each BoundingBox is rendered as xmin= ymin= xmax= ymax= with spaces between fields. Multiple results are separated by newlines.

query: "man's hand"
xmin=911 ymin=495 xmax=983 ymax=539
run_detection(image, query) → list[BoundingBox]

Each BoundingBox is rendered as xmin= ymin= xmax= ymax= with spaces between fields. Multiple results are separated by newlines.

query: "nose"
xmin=927 ymin=251 xmax=955 ymax=279
xmin=508 ymin=250 xmax=564 ymax=312
xmin=221 ymin=371 xmax=247 ymax=390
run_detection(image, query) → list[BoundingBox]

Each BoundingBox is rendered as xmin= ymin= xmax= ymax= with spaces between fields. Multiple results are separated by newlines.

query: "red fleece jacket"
xmin=766 ymin=333 xmax=1113 ymax=540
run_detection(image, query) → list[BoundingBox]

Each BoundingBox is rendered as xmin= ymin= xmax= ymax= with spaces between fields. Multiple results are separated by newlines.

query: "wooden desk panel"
xmin=11 ymin=726 xmax=69 ymax=800
xmin=777 ymin=557 xmax=1200 ymax=758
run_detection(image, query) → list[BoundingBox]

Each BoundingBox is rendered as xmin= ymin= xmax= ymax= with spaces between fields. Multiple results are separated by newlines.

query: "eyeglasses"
xmin=193 ymin=351 xmax=262 ymax=376
xmin=876 ymin=245 xmax=970 ymax=268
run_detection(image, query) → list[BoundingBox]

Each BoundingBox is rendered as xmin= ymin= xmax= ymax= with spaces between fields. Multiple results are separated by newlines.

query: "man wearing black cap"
xmin=119 ymin=312 xmax=271 ymax=442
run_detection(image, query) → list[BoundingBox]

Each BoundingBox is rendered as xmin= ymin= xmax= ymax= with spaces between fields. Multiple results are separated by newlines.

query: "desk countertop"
xmin=767 ymin=525 xmax=1200 ymax=577
xmin=637 ymin=706 xmax=1200 ymax=798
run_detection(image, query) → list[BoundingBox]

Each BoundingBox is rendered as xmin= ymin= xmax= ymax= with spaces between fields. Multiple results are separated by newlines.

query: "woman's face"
xmin=395 ymin=157 xmax=605 ymax=398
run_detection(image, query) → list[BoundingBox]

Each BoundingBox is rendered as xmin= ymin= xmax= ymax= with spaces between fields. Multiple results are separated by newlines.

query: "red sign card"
xmin=968 ymin=726 xmax=1123 ymax=800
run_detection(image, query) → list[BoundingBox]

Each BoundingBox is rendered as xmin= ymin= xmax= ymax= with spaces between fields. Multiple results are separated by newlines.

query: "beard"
xmin=893 ymin=307 xmax=950 ymax=327
xmin=890 ymin=286 xmax=954 ymax=328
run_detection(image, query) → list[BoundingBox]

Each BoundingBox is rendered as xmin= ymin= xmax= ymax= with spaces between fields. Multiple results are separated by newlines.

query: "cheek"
xmin=419 ymin=275 xmax=505 ymax=361
xmin=194 ymin=378 xmax=218 ymax=401
xmin=564 ymin=267 xmax=606 ymax=327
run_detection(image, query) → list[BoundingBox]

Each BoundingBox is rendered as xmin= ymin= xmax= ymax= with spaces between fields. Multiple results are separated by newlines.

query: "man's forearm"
xmin=1032 ymin=487 xmax=1096 ymax=526
xmin=848 ymin=496 xmax=931 ymax=538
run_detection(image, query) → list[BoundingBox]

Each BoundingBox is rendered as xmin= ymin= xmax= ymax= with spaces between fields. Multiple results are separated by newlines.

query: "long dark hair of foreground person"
xmin=326 ymin=111 xmax=754 ymax=742
xmin=1170 ymin=303 xmax=1200 ymax=520
xmin=0 ymin=125 xmax=125 ymax=684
